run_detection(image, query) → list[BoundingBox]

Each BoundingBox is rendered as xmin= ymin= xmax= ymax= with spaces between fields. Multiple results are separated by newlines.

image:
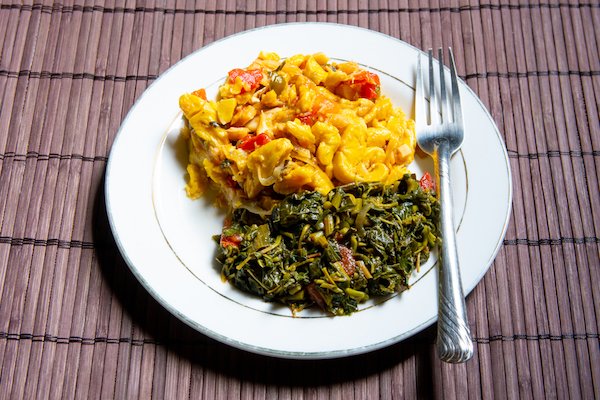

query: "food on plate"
xmin=178 ymin=52 xmax=438 ymax=315
xmin=215 ymin=175 xmax=440 ymax=315
xmin=179 ymin=51 xmax=416 ymax=213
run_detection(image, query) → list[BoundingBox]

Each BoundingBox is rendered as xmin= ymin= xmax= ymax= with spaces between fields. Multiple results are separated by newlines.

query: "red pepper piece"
xmin=236 ymin=133 xmax=271 ymax=152
xmin=191 ymin=88 xmax=207 ymax=100
xmin=220 ymin=234 xmax=242 ymax=248
xmin=228 ymin=68 xmax=263 ymax=92
xmin=419 ymin=172 xmax=435 ymax=191
xmin=297 ymin=110 xmax=318 ymax=126
xmin=335 ymin=70 xmax=381 ymax=101
xmin=353 ymin=71 xmax=381 ymax=100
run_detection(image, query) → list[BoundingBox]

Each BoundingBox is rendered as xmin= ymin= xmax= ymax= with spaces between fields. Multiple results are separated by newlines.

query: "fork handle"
xmin=435 ymin=140 xmax=474 ymax=363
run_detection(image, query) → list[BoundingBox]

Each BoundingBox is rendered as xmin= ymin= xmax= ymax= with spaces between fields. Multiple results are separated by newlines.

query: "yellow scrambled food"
xmin=179 ymin=52 xmax=416 ymax=212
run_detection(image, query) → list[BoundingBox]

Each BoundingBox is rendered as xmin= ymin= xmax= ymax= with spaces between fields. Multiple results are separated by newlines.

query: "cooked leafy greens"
xmin=215 ymin=174 xmax=440 ymax=315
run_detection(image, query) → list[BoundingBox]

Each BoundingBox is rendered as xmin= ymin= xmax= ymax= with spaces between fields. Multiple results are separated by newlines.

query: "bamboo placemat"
xmin=0 ymin=1 xmax=598 ymax=399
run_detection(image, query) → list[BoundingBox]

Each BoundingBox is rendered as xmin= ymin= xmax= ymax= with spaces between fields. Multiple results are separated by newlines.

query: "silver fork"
xmin=415 ymin=48 xmax=474 ymax=363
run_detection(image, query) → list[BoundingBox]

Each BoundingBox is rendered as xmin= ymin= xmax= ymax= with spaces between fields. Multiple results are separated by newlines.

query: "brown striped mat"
xmin=0 ymin=1 xmax=598 ymax=399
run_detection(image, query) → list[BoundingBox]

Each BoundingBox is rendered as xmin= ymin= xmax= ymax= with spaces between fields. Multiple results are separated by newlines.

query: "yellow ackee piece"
xmin=179 ymin=93 xmax=204 ymax=119
xmin=188 ymin=101 xmax=217 ymax=127
xmin=312 ymin=121 xmax=341 ymax=169
xmin=304 ymin=56 xmax=328 ymax=85
xmin=216 ymin=98 xmax=237 ymax=124
xmin=185 ymin=164 xmax=206 ymax=199
xmin=333 ymin=123 xmax=391 ymax=183
xmin=366 ymin=127 xmax=392 ymax=147
xmin=286 ymin=119 xmax=316 ymax=148
xmin=297 ymin=81 xmax=317 ymax=113
xmin=261 ymin=90 xmax=280 ymax=107
xmin=274 ymin=164 xmax=333 ymax=195
xmin=244 ymin=138 xmax=294 ymax=197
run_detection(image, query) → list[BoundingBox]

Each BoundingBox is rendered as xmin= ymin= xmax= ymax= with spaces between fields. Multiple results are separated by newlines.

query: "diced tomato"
xmin=352 ymin=71 xmax=380 ymax=100
xmin=297 ymin=110 xmax=318 ymax=125
xmin=191 ymin=88 xmax=207 ymax=100
xmin=236 ymin=133 xmax=271 ymax=152
xmin=335 ymin=70 xmax=381 ymax=101
xmin=297 ymin=95 xmax=336 ymax=125
xmin=352 ymin=71 xmax=380 ymax=86
xmin=338 ymin=244 xmax=356 ymax=276
xmin=419 ymin=172 xmax=435 ymax=191
xmin=359 ymin=84 xmax=379 ymax=100
xmin=228 ymin=68 xmax=263 ymax=92
xmin=220 ymin=234 xmax=242 ymax=248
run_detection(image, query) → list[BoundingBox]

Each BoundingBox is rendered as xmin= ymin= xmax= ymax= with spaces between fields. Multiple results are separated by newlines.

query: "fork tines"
xmin=416 ymin=47 xmax=462 ymax=129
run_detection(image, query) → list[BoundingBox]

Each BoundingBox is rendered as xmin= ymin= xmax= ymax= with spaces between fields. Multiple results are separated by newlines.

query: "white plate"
xmin=105 ymin=23 xmax=512 ymax=359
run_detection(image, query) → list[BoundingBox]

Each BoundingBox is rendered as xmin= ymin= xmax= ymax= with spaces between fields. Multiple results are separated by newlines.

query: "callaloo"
xmin=215 ymin=174 xmax=440 ymax=316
